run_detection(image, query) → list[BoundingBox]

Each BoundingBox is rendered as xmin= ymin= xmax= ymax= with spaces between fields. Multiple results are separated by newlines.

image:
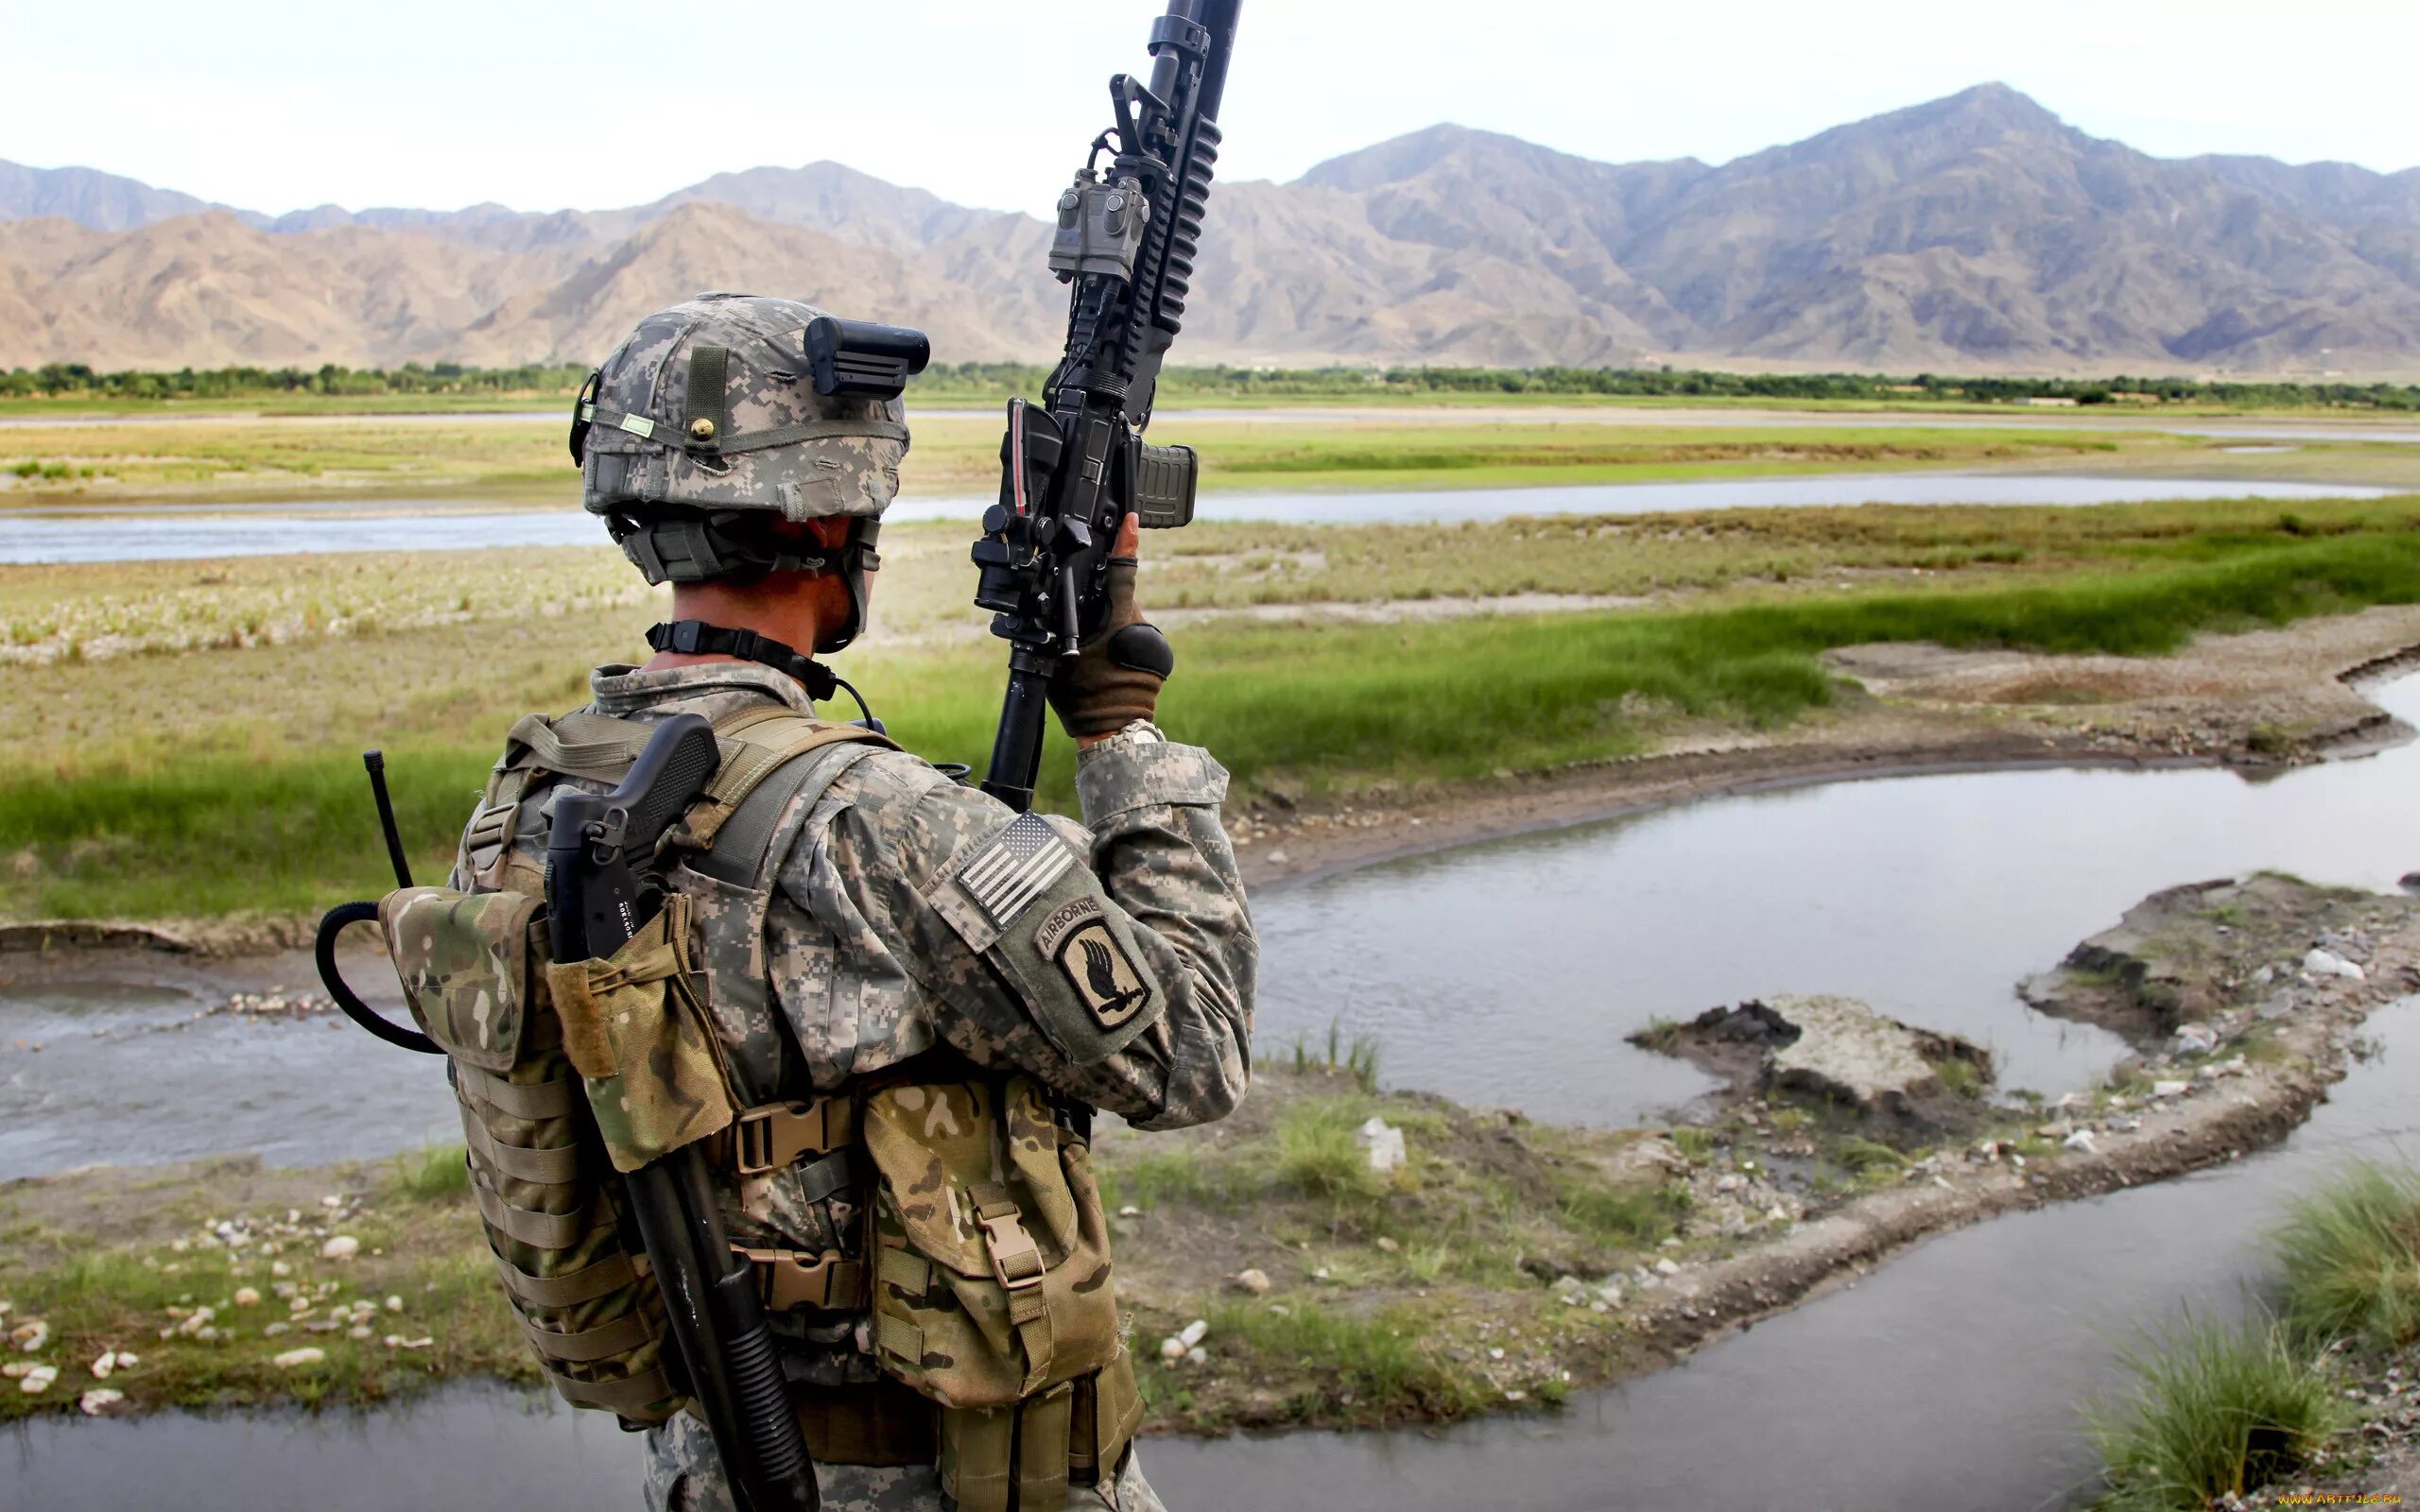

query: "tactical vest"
xmin=378 ymin=701 xmax=1143 ymax=1511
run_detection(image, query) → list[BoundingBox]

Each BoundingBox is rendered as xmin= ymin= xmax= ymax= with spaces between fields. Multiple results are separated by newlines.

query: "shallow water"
xmin=1253 ymin=671 xmax=2420 ymax=1126
xmin=1144 ymin=993 xmax=2420 ymax=1511
xmin=0 ymin=474 xmax=2388 ymax=561
xmin=13 ymin=997 xmax=2420 ymax=1511
xmin=7 ymin=676 xmax=2417 ymax=1181
xmin=2 ymin=1380 xmax=641 ymax=1511
xmin=0 ymin=971 xmax=454 ymax=1181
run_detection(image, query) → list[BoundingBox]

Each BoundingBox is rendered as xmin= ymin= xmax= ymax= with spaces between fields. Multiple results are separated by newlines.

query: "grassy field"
xmin=3 ymin=494 xmax=2417 ymax=919
xmin=0 ymin=413 xmax=2196 ymax=507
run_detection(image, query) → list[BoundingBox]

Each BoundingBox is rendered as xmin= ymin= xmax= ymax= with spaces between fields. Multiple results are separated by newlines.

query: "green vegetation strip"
xmin=5 ymin=526 xmax=2418 ymax=919
xmin=2087 ymin=1158 xmax=2420 ymax=1509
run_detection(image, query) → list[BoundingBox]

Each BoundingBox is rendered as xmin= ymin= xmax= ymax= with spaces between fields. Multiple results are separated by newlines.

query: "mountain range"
xmin=9 ymin=84 xmax=2420 ymax=374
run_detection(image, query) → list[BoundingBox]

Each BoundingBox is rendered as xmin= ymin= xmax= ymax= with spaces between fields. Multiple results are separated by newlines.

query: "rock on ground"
xmin=1760 ymin=994 xmax=1984 ymax=1116
xmin=2025 ymin=873 xmax=2418 ymax=1042
xmin=1638 ymin=994 xmax=1991 ymax=1125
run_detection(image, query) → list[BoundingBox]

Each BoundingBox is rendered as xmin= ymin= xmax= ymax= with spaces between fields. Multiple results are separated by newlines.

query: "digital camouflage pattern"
xmin=453 ymin=658 xmax=1255 ymax=1508
xmin=544 ymin=893 xmax=739 ymax=1174
xmin=380 ymin=885 xmax=541 ymax=1071
xmin=579 ymin=294 xmax=908 ymax=524
xmin=644 ymin=1413 xmax=1168 ymax=1512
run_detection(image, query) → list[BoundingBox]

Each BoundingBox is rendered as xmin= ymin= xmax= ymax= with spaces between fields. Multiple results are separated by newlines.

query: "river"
xmin=0 ymin=475 xmax=2390 ymax=562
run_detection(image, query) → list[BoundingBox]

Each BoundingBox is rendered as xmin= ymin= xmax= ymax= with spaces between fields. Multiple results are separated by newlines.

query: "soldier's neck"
xmin=642 ymin=579 xmax=825 ymax=673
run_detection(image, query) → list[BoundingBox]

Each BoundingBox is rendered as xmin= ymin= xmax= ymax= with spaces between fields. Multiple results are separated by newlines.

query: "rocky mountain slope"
xmin=9 ymin=84 xmax=2420 ymax=372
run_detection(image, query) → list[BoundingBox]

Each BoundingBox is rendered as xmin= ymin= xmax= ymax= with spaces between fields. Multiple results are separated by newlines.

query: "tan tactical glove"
xmin=1048 ymin=520 xmax=1174 ymax=738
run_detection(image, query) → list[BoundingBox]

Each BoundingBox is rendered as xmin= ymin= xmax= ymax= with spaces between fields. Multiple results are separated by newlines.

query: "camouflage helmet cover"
xmin=576 ymin=293 xmax=909 ymax=524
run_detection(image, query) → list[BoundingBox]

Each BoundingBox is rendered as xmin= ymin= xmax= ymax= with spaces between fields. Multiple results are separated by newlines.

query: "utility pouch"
xmin=860 ymin=1074 xmax=1137 ymax=1510
xmin=544 ymin=892 xmax=739 ymax=1172
xmin=380 ymin=885 xmax=683 ymax=1423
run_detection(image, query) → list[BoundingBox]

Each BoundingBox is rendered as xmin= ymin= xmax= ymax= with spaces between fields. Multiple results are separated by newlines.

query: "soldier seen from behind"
xmin=397 ymin=292 xmax=1255 ymax=1512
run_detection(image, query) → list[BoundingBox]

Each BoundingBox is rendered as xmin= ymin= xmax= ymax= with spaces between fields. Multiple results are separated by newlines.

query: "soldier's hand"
xmin=1054 ymin=511 xmax=1172 ymax=744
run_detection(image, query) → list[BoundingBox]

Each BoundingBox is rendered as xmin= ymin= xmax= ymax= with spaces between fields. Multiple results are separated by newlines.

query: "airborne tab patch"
xmin=1033 ymin=896 xmax=1150 ymax=1030
xmin=958 ymin=812 xmax=1076 ymax=926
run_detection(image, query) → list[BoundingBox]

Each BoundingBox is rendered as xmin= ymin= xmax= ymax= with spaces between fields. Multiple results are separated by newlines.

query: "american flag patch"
xmin=958 ymin=813 xmax=1076 ymax=925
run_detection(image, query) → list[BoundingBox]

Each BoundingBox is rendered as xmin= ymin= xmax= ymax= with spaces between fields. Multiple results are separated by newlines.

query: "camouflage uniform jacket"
xmin=456 ymin=659 xmax=1253 ymax=1509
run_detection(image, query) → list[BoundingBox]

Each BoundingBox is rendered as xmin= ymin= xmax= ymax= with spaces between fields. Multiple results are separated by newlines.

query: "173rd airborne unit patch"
xmin=948 ymin=813 xmax=1163 ymax=1056
xmin=1032 ymin=895 xmax=1150 ymax=1029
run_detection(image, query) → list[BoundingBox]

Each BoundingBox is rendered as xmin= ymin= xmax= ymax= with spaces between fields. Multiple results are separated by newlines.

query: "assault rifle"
xmin=970 ymin=0 xmax=1242 ymax=811
xmin=545 ymin=713 xmax=822 ymax=1512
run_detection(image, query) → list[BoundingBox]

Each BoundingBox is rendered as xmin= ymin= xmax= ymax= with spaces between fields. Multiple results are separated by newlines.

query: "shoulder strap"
xmin=470 ymin=704 xmax=896 ymax=887
xmin=678 ymin=712 xmax=896 ymax=852
xmin=689 ymin=735 xmax=894 ymax=886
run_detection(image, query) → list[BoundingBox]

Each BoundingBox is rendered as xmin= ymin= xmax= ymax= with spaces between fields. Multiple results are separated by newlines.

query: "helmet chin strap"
xmin=646 ymin=621 xmax=885 ymax=734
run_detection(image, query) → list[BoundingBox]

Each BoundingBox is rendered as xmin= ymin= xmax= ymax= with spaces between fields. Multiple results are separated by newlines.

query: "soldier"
xmin=471 ymin=294 xmax=1256 ymax=1511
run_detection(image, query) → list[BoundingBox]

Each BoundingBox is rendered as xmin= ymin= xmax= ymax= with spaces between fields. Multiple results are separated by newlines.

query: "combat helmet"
xmin=570 ymin=293 xmax=917 ymax=651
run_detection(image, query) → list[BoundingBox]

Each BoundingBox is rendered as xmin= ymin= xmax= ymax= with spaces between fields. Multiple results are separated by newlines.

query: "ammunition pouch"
xmin=860 ymin=1074 xmax=1141 ymax=1509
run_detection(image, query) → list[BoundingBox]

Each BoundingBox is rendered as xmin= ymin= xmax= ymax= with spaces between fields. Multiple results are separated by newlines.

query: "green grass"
xmin=1934 ymin=1058 xmax=1984 ymax=1099
xmin=1554 ymin=1177 xmax=1688 ymax=1248
xmin=2268 ymin=1160 xmax=2420 ymax=1351
xmin=6 ymin=525 xmax=2420 ymax=919
xmin=2087 ymin=1314 xmax=2346 ymax=1510
xmin=0 ymin=1189 xmax=529 ymax=1422
xmin=1273 ymin=1099 xmax=1388 ymax=1201
xmin=1833 ymin=1137 xmax=1913 ymax=1172
xmin=1099 ymin=1148 xmax=1219 ymax=1211
xmin=1204 ymin=1300 xmax=1487 ymax=1422
xmin=388 ymin=1145 xmax=471 ymax=1202
xmin=1287 ymin=1022 xmax=1383 ymax=1093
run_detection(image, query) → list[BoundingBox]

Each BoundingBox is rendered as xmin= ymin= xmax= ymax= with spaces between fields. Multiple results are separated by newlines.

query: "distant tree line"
xmin=13 ymin=358 xmax=2420 ymax=411
xmin=0 ymin=362 xmax=594 ymax=400
xmin=922 ymin=362 xmax=2420 ymax=410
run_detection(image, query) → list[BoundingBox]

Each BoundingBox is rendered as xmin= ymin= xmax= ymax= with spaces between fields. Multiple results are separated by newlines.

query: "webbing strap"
xmin=969 ymin=1184 xmax=1055 ymax=1395
xmin=504 ymin=711 xmax=665 ymax=784
xmin=456 ymin=1064 xmax=578 ymax=1122
xmin=876 ymin=1246 xmax=929 ymax=1298
xmin=458 ymin=1104 xmax=581 ymax=1185
xmin=493 ymin=1249 xmax=639 ymax=1309
xmin=497 ymin=707 xmax=890 ymax=852
xmin=551 ymin=1367 xmax=680 ymax=1415
xmin=729 ymin=1098 xmax=854 ymax=1177
xmin=714 ymin=715 xmax=895 ymax=801
xmin=471 ymin=1167 xmax=590 ymax=1250
xmin=791 ymin=1148 xmax=858 ymax=1206
xmin=711 ymin=417 xmax=910 ymax=455
xmin=575 ymin=402 xmax=907 ymax=455
xmin=522 ymin=1311 xmax=654 ymax=1363
xmin=875 ymin=1312 xmax=924 ymax=1366
xmin=691 ymin=737 xmax=890 ymax=885
xmin=684 ymin=344 xmax=730 ymax=449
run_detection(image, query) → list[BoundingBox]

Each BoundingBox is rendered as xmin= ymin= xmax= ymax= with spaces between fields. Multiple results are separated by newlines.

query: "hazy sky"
xmin=13 ymin=1 xmax=2420 ymax=218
